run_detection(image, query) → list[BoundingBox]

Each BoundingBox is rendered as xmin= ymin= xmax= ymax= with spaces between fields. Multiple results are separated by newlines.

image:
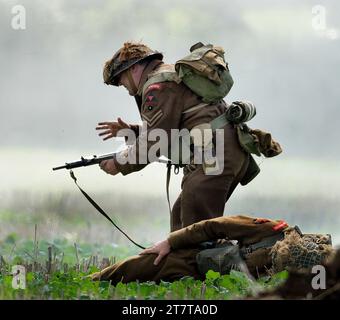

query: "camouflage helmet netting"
xmin=270 ymin=228 xmax=334 ymax=272
xmin=103 ymin=42 xmax=163 ymax=85
xmin=118 ymin=42 xmax=154 ymax=62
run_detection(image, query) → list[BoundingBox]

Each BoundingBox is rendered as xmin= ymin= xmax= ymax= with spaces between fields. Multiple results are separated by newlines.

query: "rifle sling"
xmin=69 ymin=170 xmax=146 ymax=250
xmin=166 ymin=163 xmax=180 ymax=218
xmin=166 ymin=164 xmax=172 ymax=216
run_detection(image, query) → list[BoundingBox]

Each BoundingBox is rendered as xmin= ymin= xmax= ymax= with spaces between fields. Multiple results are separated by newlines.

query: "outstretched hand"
xmin=96 ymin=117 xmax=130 ymax=141
xmin=140 ymin=239 xmax=171 ymax=265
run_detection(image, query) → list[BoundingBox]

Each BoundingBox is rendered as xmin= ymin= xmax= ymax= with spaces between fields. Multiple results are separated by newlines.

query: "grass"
xmin=2 ymin=189 xmax=335 ymax=300
xmin=0 ymin=236 xmax=288 ymax=300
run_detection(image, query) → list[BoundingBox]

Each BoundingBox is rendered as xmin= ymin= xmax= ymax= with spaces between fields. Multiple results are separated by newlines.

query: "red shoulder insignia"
xmin=144 ymin=83 xmax=162 ymax=96
xmin=148 ymin=83 xmax=161 ymax=91
xmin=272 ymin=220 xmax=289 ymax=231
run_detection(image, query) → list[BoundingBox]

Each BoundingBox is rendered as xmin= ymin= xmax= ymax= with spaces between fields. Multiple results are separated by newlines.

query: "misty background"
xmin=0 ymin=0 xmax=339 ymax=248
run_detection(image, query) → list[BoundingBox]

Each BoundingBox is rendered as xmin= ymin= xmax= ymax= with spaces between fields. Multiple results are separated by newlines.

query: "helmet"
xmin=270 ymin=226 xmax=334 ymax=272
xmin=103 ymin=42 xmax=163 ymax=86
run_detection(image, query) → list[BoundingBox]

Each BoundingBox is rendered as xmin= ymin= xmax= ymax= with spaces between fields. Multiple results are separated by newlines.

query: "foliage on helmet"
xmin=103 ymin=42 xmax=163 ymax=86
xmin=270 ymin=227 xmax=334 ymax=272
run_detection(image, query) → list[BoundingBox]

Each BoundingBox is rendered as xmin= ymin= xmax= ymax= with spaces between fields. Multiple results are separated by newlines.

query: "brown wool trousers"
xmin=170 ymin=123 xmax=249 ymax=232
xmin=90 ymin=249 xmax=201 ymax=285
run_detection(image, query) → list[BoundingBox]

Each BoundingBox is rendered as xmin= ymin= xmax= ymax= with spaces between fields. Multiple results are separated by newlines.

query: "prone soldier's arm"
xmin=167 ymin=215 xmax=287 ymax=250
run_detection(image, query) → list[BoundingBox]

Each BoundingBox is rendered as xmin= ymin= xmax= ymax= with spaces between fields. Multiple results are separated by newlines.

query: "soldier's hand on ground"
xmin=99 ymin=159 xmax=119 ymax=175
xmin=96 ymin=117 xmax=130 ymax=141
xmin=140 ymin=239 xmax=171 ymax=265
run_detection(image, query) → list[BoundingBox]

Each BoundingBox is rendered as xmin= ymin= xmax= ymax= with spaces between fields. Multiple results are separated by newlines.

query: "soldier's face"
xmin=118 ymin=64 xmax=144 ymax=96
xmin=118 ymin=71 xmax=134 ymax=95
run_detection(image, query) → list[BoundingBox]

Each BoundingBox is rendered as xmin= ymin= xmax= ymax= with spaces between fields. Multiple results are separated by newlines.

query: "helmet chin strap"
xmin=126 ymin=68 xmax=138 ymax=96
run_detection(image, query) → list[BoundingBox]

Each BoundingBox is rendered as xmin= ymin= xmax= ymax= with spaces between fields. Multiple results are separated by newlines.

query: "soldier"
xmin=96 ymin=42 xmax=259 ymax=231
xmin=90 ymin=215 xmax=333 ymax=284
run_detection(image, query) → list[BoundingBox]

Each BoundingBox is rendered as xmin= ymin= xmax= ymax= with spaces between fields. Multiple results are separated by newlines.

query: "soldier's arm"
xmin=96 ymin=117 xmax=141 ymax=145
xmin=113 ymin=82 xmax=189 ymax=175
xmin=167 ymin=215 xmax=288 ymax=249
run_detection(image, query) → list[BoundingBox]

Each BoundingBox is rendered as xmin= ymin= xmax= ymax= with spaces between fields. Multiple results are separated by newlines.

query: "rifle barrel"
xmin=52 ymin=165 xmax=68 ymax=171
xmin=52 ymin=153 xmax=116 ymax=171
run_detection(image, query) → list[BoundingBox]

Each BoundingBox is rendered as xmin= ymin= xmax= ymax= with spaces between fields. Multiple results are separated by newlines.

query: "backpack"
xmin=196 ymin=232 xmax=285 ymax=276
xmin=142 ymin=42 xmax=234 ymax=103
xmin=175 ymin=42 xmax=234 ymax=103
xmin=141 ymin=43 xmax=282 ymax=186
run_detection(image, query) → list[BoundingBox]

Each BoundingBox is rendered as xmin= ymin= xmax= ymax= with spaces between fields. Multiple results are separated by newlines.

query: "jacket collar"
xmin=136 ymin=59 xmax=164 ymax=96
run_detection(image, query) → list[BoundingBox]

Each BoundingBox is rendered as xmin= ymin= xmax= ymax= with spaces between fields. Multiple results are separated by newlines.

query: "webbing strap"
xmin=240 ymin=232 xmax=284 ymax=255
xmin=142 ymin=68 xmax=181 ymax=100
xmin=210 ymin=112 xmax=229 ymax=131
xmin=69 ymin=170 xmax=145 ymax=250
xmin=127 ymin=69 xmax=138 ymax=96
xmin=183 ymin=102 xmax=210 ymax=114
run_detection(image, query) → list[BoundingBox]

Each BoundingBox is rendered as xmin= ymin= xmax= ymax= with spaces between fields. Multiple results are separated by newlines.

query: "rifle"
xmin=52 ymin=153 xmax=117 ymax=171
xmin=53 ymin=152 xmax=170 ymax=171
xmin=52 ymin=152 xmax=173 ymax=250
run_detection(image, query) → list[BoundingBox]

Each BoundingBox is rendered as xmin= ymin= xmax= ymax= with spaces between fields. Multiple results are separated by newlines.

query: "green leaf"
xmin=229 ymin=270 xmax=251 ymax=284
xmin=99 ymin=281 xmax=110 ymax=289
xmin=205 ymin=270 xmax=221 ymax=281
xmin=26 ymin=272 xmax=34 ymax=282
xmin=218 ymin=275 xmax=236 ymax=292
xmin=266 ymin=270 xmax=289 ymax=287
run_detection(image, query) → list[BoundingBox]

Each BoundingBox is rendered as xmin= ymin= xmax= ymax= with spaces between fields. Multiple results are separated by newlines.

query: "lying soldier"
xmin=90 ymin=215 xmax=333 ymax=284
